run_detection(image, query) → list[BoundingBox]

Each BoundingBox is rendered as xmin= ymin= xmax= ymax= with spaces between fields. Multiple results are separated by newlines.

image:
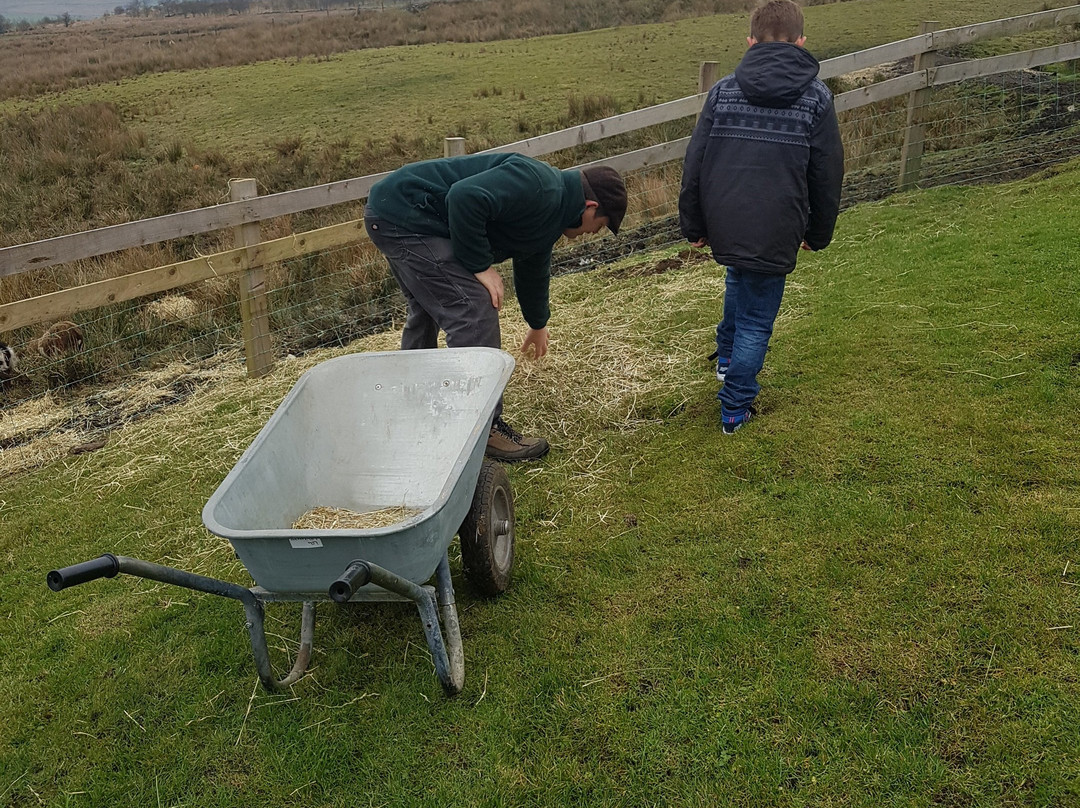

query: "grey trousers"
xmin=365 ymin=212 xmax=504 ymax=421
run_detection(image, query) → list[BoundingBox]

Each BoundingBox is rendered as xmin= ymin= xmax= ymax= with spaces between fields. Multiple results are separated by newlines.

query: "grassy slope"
xmin=2 ymin=159 xmax=1078 ymax=806
xmin=0 ymin=0 xmax=1063 ymax=160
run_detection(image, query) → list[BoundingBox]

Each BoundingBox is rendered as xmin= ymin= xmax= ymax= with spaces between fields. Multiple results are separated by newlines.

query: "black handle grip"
xmin=329 ymin=560 xmax=371 ymax=604
xmin=47 ymin=554 xmax=120 ymax=592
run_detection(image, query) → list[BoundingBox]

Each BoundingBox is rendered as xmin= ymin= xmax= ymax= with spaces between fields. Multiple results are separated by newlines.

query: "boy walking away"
xmin=679 ymin=0 xmax=844 ymax=434
xmin=364 ymin=153 xmax=627 ymax=460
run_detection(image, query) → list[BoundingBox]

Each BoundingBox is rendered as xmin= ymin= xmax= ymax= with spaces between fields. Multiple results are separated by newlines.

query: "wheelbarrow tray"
xmin=202 ymin=347 xmax=514 ymax=595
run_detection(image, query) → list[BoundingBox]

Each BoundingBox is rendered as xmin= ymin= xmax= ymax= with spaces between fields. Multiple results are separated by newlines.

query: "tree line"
xmin=0 ymin=12 xmax=74 ymax=31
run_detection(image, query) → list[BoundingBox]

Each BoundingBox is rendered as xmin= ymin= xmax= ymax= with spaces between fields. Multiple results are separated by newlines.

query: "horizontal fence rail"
xmin=0 ymin=221 xmax=368 ymax=332
xmin=834 ymin=40 xmax=1080 ymax=112
xmin=818 ymin=4 xmax=1080 ymax=81
xmin=0 ymin=173 xmax=391 ymax=280
xmin=477 ymin=95 xmax=706 ymax=158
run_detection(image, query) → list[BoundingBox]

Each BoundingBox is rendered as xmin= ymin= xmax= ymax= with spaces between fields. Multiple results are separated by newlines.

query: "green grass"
xmin=3 ymin=159 xmax=1080 ymax=805
xmin=0 ymin=0 xmax=1063 ymax=161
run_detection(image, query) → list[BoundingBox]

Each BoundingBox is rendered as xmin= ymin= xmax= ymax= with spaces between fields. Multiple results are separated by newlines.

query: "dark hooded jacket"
xmin=679 ymin=42 xmax=844 ymax=275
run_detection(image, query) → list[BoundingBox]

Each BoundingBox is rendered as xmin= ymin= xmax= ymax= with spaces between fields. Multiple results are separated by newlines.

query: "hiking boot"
xmin=708 ymin=350 xmax=730 ymax=382
xmin=721 ymin=405 xmax=757 ymax=435
xmin=486 ymin=417 xmax=550 ymax=461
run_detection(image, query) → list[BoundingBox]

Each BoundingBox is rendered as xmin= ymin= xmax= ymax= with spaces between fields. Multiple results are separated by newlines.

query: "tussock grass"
xmin=2 ymin=162 xmax=1079 ymax=805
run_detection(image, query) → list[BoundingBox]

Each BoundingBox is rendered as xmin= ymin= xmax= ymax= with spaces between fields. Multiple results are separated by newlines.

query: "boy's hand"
xmin=521 ymin=327 xmax=549 ymax=359
xmin=475 ymin=267 xmax=504 ymax=309
xmin=691 ymin=238 xmax=709 ymax=248
xmin=801 ymin=241 xmax=814 ymax=251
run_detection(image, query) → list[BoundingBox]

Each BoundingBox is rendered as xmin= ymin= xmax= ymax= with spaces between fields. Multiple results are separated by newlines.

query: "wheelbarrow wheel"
xmin=460 ymin=460 xmax=515 ymax=597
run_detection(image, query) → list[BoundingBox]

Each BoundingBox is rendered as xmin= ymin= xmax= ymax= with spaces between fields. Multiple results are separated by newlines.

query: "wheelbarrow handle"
xmin=328 ymin=560 xmax=372 ymax=604
xmin=47 ymin=554 xmax=120 ymax=591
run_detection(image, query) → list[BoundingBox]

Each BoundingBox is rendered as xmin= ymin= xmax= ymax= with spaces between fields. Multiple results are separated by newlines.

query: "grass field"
xmin=0 ymin=0 xmax=1065 ymax=161
xmin=2 ymin=157 xmax=1078 ymax=806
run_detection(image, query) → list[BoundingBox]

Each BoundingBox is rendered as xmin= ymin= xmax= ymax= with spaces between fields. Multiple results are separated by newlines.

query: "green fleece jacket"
xmin=365 ymin=153 xmax=586 ymax=329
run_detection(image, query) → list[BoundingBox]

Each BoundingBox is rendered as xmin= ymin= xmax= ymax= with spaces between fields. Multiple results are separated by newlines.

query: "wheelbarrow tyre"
xmin=460 ymin=460 xmax=515 ymax=597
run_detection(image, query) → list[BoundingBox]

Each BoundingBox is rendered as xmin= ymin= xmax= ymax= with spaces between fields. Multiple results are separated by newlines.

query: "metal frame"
xmin=47 ymin=552 xmax=465 ymax=694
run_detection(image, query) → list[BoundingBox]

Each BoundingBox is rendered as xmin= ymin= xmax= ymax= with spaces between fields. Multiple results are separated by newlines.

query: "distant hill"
xmin=0 ymin=0 xmax=115 ymax=20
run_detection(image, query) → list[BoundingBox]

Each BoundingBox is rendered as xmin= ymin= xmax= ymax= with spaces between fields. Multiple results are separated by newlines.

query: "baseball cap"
xmin=580 ymin=166 xmax=627 ymax=235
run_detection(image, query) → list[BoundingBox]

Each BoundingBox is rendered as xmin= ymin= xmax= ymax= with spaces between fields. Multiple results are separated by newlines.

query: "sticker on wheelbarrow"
xmin=289 ymin=537 xmax=324 ymax=549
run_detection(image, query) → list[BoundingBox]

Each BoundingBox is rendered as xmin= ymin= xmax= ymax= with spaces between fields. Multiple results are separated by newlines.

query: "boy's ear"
xmin=747 ymin=36 xmax=757 ymax=47
xmin=796 ymin=35 xmax=807 ymax=47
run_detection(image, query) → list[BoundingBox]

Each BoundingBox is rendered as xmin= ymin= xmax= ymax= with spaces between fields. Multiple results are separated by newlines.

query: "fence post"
xmin=897 ymin=21 xmax=940 ymax=192
xmin=230 ymin=178 xmax=274 ymax=379
xmin=444 ymin=137 xmax=467 ymax=157
xmin=698 ymin=61 xmax=719 ymax=95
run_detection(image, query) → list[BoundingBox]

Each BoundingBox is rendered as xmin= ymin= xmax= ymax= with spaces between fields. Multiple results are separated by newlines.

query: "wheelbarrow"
xmin=47 ymin=347 xmax=518 ymax=695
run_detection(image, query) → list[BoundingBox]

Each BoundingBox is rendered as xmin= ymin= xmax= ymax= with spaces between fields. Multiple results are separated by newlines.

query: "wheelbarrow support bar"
xmin=47 ymin=555 xmax=315 ymax=693
xmin=329 ymin=555 xmax=465 ymax=696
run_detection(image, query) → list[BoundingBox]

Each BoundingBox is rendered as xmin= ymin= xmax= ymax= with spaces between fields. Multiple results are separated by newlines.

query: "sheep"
xmin=0 ymin=341 xmax=17 ymax=375
xmin=28 ymin=321 xmax=84 ymax=358
xmin=142 ymin=295 xmax=200 ymax=328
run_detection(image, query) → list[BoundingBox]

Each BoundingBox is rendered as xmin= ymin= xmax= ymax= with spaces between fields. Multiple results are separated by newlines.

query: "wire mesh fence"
xmin=840 ymin=67 xmax=1080 ymax=205
xmin=2 ymin=60 xmax=1080 ymax=475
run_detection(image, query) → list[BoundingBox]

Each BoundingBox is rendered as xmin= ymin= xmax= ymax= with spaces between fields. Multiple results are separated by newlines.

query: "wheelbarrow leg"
xmin=243 ymin=599 xmax=316 ymax=693
xmin=414 ymin=581 xmax=464 ymax=697
xmin=433 ymin=553 xmax=465 ymax=695
xmin=337 ymin=558 xmax=465 ymax=696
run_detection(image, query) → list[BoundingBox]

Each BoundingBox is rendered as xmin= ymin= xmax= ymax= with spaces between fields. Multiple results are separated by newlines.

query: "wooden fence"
xmin=1 ymin=4 xmax=1079 ymax=377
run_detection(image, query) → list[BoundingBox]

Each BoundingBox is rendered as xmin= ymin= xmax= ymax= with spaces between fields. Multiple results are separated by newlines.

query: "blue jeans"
xmin=716 ymin=267 xmax=787 ymax=416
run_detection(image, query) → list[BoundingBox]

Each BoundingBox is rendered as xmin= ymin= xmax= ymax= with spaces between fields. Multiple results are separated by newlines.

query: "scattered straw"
xmin=235 ymin=677 xmax=259 ymax=747
xmin=0 ymin=351 xmax=247 ymax=479
xmin=3 ymin=254 xmax=716 ymax=561
xmin=292 ymin=505 xmax=420 ymax=531
xmin=501 ymin=254 xmax=723 ymax=466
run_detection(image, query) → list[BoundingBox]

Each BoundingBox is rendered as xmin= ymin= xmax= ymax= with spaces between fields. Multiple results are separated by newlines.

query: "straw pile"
xmin=499 ymin=250 xmax=726 ymax=466
xmin=143 ymin=294 xmax=201 ymax=326
xmin=292 ymin=505 xmax=420 ymax=530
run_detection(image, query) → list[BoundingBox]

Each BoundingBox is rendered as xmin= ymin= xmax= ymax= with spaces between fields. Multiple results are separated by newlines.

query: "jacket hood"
xmin=735 ymin=41 xmax=821 ymax=108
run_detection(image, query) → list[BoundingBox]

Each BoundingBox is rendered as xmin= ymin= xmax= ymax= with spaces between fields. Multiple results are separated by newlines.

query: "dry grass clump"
xmin=292 ymin=505 xmax=421 ymax=531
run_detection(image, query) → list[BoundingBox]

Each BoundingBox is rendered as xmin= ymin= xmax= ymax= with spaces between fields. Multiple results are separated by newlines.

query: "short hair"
xmin=750 ymin=0 xmax=804 ymax=43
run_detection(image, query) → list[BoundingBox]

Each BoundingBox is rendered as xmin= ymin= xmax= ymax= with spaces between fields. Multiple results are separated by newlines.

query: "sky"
xmin=0 ymin=0 xmax=116 ymax=19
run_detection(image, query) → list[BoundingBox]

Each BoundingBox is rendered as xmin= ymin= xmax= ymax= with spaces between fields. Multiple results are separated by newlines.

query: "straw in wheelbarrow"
xmin=292 ymin=505 xmax=421 ymax=531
